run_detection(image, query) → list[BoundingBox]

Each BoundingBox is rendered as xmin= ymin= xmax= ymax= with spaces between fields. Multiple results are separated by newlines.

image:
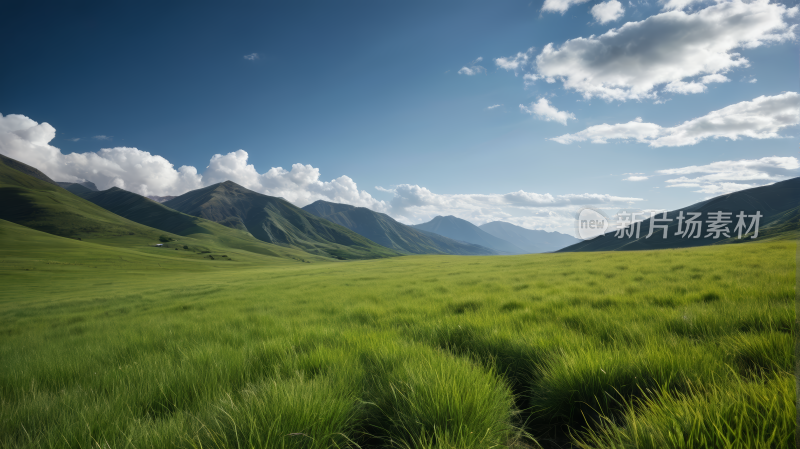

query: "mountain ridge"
xmin=479 ymin=221 xmax=580 ymax=253
xmin=302 ymin=200 xmax=498 ymax=255
xmin=559 ymin=177 xmax=800 ymax=252
xmin=411 ymin=215 xmax=524 ymax=254
xmin=164 ymin=181 xmax=400 ymax=260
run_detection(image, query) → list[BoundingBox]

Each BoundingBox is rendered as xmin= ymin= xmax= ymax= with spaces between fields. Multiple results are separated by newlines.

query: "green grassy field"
xmin=0 ymin=219 xmax=795 ymax=448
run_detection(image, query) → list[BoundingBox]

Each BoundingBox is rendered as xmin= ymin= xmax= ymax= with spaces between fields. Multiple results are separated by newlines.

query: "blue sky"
xmin=1 ymin=0 xmax=798 ymax=232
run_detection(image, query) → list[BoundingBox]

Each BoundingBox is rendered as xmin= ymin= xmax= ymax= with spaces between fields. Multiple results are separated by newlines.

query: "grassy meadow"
xmin=0 ymin=219 xmax=796 ymax=448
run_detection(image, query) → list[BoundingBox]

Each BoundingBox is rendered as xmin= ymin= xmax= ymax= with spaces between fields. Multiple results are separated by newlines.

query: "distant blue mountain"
xmin=411 ymin=215 xmax=525 ymax=254
xmin=479 ymin=221 xmax=579 ymax=253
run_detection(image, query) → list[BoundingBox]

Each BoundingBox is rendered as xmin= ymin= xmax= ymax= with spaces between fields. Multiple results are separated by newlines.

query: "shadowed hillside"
xmin=559 ymin=177 xmax=800 ymax=252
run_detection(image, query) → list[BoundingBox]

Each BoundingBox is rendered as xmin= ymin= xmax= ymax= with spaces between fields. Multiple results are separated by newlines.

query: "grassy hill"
xmin=164 ymin=181 xmax=401 ymax=260
xmin=0 ymin=154 xmax=61 ymax=187
xmin=412 ymin=215 xmax=524 ymax=254
xmin=560 ymin=177 xmax=800 ymax=252
xmin=303 ymin=200 xmax=497 ymax=255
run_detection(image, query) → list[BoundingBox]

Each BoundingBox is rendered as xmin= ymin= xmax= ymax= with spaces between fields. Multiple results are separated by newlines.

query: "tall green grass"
xmin=0 ymin=223 xmax=795 ymax=448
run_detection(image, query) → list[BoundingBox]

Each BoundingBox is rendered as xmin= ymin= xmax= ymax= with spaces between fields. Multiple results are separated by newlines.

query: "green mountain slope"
xmin=0 ymin=154 xmax=60 ymax=187
xmin=71 ymin=186 xmax=329 ymax=261
xmin=0 ymin=155 xmax=175 ymax=245
xmin=164 ymin=181 xmax=401 ymax=260
xmin=302 ymin=200 xmax=497 ymax=255
xmin=479 ymin=221 xmax=580 ymax=253
xmin=411 ymin=215 xmax=524 ymax=255
xmin=559 ymin=177 xmax=800 ymax=252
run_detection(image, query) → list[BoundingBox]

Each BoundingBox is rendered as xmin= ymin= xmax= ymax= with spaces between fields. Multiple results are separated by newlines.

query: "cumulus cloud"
xmin=0 ymin=113 xmax=385 ymax=209
xmin=551 ymin=92 xmax=800 ymax=146
xmin=591 ymin=0 xmax=625 ymax=23
xmin=749 ymin=78 xmax=758 ymax=83
xmin=458 ymin=57 xmax=486 ymax=76
xmin=487 ymin=104 xmax=502 ymax=110
xmin=243 ymin=53 xmax=259 ymax=61
xmin=495 ymin=47 xmax=535 ymax=74
xmin=542 ymin=0 xmax=591 ymax=14
xmin=524 ymin=0 xmax=797 ymax=101
xmin=658 ymin=156 xmax=799 ymax=195
xmin=624 ymin=175 xmax=649 ymax=181
xmin=520 ymin=98 xmax=576 ymax=125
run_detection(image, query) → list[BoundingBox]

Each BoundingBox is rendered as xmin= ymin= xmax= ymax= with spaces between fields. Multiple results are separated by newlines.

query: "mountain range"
xmin=1 ymin=153 xmax=795 ymax=262
xmin=479 ymin=221 xmax=580 ymax=253
xmin=302 ymin=200 xmax=496 ymax=255
xmin=163 ymin=181 xmax=399 ymax=260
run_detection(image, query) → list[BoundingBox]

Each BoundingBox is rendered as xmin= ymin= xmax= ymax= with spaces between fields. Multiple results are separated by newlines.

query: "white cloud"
xmin=624 ymin=175 xmax=649 ymax=181
xmin=487 ymin=104 xmax=502 ymax=110
xmin=542 ymin=0 xmax=591 ymax=14
xmin=93 ymin=135 xmax=111 ymax=140
xmin=0 ymin=113 xmax=385 ymax=209
xmin=749 ymin=78 xmax=758 ymax=83
xmin=551 ymin=92 xmax=800 ymax=146
xmin=244 ymin=53 xmax=259 ymax=61
xmin=658 ymin=156 xmax=799 ymax=195
xmin=660 ymin=0 xmax=703 ymax=11
xmin=520 ymin=98 xmax=576 ymax=125
xmin=701 ymin=74 xmax=729 ymax=84
xmin=551 ymin=117 xmax=661 ymax=144
xmin=591 ymin=0 xmax=625 ymax=23
xmin=526 ymin=0 xmax=797 ymax=101
xmin=458 ymin=57 xmax=486 ymax=76
xmin=664 ymin=80 xmax=707 ymax=94
xmin=382 ymin=183 xmax=643 ymax=232
xmin=67 ymin=138 xmax=80 ymax=142
xmin=495 ymin=47 xmax=535 ymax=74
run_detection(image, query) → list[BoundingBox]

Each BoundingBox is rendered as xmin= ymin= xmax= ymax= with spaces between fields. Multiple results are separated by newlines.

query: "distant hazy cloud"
xmin=93 ymin=135 xmax=111 ymax=140
xmin=658 ymin=156 xmax=799 ymax=195
xmin=591 ymin=0 xmax=625 ymax=23
xmin=520 ymin=98 xmax=576 ymax=125
xmin=458 ymin=57 xmax=486 ymax=76
xmin=487 ymin=104 xmax=502 ymax=110
xmin=623 ymin=175 xmax=649 ymax=181
xmin=552 ymin=92 xmax=800 ymax=146
xmin=749 ymin=78 xmax=758 ymax=83
xmin=243 ymin=53 xmax=259 ymax=61
xmin=514 ymin=0 xmax=797 ymax=101
xmin=542 ymin=0 xmax=591 ymax=14
xmin=380 ymin=183 xmax=642 ymax=231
